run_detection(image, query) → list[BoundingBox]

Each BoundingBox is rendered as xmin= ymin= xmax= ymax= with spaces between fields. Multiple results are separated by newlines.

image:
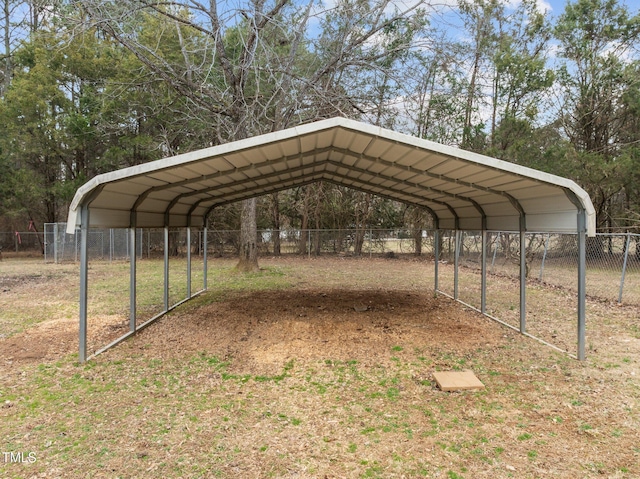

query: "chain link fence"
xmin=0 ymin=231 xmax=43 ymax=255
xmin=42 ymin=224 xmax=140 ymax=263
xmin=41 ymin=224 xmax=205 ymax=262
xmin=40 ymin=225 xmax=434 ymax=261
xmin=208 ymin=228 xmax=436 ymax=257
xmin=437 ymin=231 xmax=640 ymax=307
xmin=19 ymin=224 xmax=640 ymax=306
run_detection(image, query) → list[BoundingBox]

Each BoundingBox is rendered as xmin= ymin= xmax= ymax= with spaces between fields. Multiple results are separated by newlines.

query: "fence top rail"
xmin=12 ymin=228 xmax=640 ymax=238
xmin=29 ymin=224 xmax=640 ymax=238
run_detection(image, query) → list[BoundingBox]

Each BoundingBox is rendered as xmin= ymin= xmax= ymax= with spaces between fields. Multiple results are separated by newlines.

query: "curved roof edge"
xmin=67 ymin=117 xmax=596 ymax=236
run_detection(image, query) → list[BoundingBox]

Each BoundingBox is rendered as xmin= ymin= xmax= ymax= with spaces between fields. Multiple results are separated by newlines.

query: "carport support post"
xmin=434 ymin=229 xmax=440 ymax=291
xmin=519 ymin=228 xmax=526 ymax=334
xmin=481 ymin=230 xmax=487 ymax=314
xmin=577 ymin=210 xmax=587 ymax=360
xmin=454 ymin=230 xmax=461 ymax=300
xmin=203 ymin=226 xmax=208 ymax=291
xmin=129 ymin=222 xmax=137 ymax=333
xmin=79 ymin=205 xmax=89 ymax=363
xmin=186 ymin=227 xmax=192 ymax=299
xmin=163 ymin=226 xmax=169 ymax=311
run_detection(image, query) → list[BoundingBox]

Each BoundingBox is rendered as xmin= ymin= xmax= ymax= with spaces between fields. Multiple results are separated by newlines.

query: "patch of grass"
xmin=447 ymin=471 xmax=465 ymax=479
xmin=362 ymin=462 xmax=384 ymax=478
xmin=0 ymin=264 xmax=79 ymax=336
xmin=2 ymin=257 xmax=639 ymax=479
xmin=385 ymin=387 xmax=400 ymax=400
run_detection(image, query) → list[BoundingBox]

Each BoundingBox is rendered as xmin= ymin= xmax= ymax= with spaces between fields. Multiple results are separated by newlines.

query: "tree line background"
xmin=1 ymin=0 xmax=638 ymax=261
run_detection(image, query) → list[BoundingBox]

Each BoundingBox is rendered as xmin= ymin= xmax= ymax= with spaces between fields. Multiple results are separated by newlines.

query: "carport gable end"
xmin=66 ymin=117 xmax=595 ymax=237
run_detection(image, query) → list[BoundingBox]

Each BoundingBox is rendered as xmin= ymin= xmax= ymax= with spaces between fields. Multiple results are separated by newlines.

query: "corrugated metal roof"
xmin=67 ymin=117 xmax=596 ymax=235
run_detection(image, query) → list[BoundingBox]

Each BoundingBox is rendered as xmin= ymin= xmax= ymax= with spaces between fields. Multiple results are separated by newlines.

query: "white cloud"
xmin=505 ymin=0 xmax=553 ymax=14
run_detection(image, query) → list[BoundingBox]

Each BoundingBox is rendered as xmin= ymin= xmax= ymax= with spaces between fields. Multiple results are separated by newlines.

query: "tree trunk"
xmin=313 ymin=183 xmax=323 ymax=255
xmin=169 ymin=231 xmax=179 ymax=257
xmin=407 ymin=206 xmax=426 ymax=256
xmin=2 ymin=0 xmax=11 ymax=94
xmin=271 ymin=193 xmax=281 ymax=256
xmin=298 ymin=186 xmax=312 ymax=254
xmin=313 ymin=214 xmax=321 ymax=256
xmin=353 ymin=193 xmax=372 ymax=256
xmin=354 ymin=229 xmax=366 ymax=256
xmin=463 ymin=49 xmax=481 ymax=149
xmin=236 ymin=197 xmax=259 ymax=272
xmin=414 ymin=228 xmax=422 ymax=256
xmin=299 ymin=214 xmax=309 ymax=255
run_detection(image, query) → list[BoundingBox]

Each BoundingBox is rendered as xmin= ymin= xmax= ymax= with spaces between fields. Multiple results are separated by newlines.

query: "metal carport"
xmin=67 ymin=117 xmax=596 ymax=362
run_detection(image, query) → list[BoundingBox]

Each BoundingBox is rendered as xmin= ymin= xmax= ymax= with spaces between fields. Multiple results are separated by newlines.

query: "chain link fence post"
xmin=619 ymin=233 xmax=631 ymax=304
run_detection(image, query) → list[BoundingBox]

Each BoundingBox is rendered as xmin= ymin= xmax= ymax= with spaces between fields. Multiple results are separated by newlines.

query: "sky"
xmin=523 ymin=0 xmax=639 ymax=18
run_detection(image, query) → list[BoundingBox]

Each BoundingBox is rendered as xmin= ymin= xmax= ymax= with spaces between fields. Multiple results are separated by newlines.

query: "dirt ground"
xmin=1 ymin=256 xmax=639 ymax=478
xmin=1 ymin=256 xmax=635 ymax=369
xmin=124 ymin=289 xmax=504 ymax=374
xmin=0 ymin=256 xmax=519 ymax=368
xmin=1 ymin=269 xmax=494 ymax=367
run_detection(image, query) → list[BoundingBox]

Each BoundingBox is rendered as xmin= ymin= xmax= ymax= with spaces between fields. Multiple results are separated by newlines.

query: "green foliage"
xmin=1 ymin=0 xmax=640 ymax=231
xmin=552 ymin=0 xmax=640 ymax=230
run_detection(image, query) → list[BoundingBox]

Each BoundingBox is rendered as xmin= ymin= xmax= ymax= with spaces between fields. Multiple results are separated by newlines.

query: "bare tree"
xmin=1 ymin=0 xmax=11 ymax=93
xmin=75 ymin=0 xmax=432 ymax=269
xmin=458 ymin=0 xmax=502 ymax=150
xmin=1 ymin=0 xmax=48 ymax=94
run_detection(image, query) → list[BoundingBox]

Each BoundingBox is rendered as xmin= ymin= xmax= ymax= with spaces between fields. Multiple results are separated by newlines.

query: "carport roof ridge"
xmin=66 ymin=117 xmax=595 ymax=236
